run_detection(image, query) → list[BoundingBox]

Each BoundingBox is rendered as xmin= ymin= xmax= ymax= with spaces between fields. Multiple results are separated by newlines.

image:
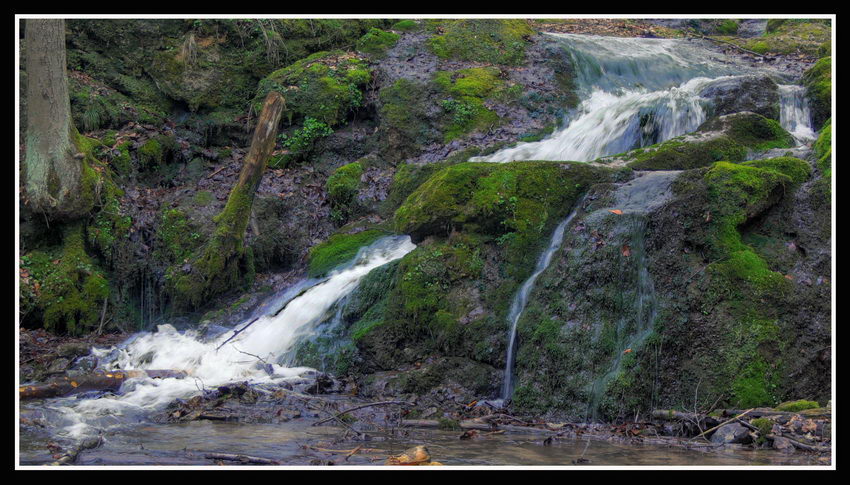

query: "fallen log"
xmin=20 ymin=370 xmax=187 ymax=400
xmin=204 ymin=452 xmax=280 ymax=465
xmin=722 ymin=408 xmax=832 ymax=420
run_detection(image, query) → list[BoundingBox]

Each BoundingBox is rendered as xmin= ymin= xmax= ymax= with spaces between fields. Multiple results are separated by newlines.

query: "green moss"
xmin=427 ymin=19 xmax=534 ymax=65
xmin=699 ymin=158 xmax=811 ymax=408
xmin=138 ymin=138 xmax=164 ymax=168
xmin=156 ymin=208 xmax=203 ymax=264
xmin=308 ymin=229 xmax=387 ymax=277
xmin=22 ymin=223 xmax=110 ymax=335
xmin=391 ymin=20 xmax=420 ymax=31
xmin=802 ymin=57 xmax=832 ymax=130
xmin=326 ymin=162 xmax=364 ymax=223
xmin=719 ymin=19 xmax=831 ymax=58
xmin=814 ymin=120 xmax=832 ymax=178
xmin=192 ymin=190 xmax=214 ymax=207
xmin=775 ymin=399 xmax=820 ymax=412
xmin=621 ymin=113 xmax=794 ymax=171
xmin=254 ymin=50 xmax=371 ymax=127
xmin=274 ymin=117 xmax=334 ymax=167
xmin=432 ymin=67 xmax=515 ymax=142
xmin=716 ymin=19 xmax=739 ymax=35
xmin=437 ymin=417 xmax=462 ymax=431
xmin=356 ymin=28 xmax=400 ymax=56
xmin=378 ymin=78 xmax=439 ymax=158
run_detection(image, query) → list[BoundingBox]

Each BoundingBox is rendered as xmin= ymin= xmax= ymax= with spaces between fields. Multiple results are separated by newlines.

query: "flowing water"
xmin=473 ymin=33 xmax=809 ymax=164
xmin=21 ymin=236 xmax=415 ymax=442
xmin=19 ymin=32 xmax=823 ymax=467
xmin=778 ymin=84 xmax=817 ymax=143
xmin=501 ymin=200 xmax=584 ymax=400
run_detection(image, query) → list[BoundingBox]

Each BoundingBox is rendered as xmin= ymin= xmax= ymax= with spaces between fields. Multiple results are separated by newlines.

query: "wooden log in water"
xmin=400 ymin=419 xmax=554 ymax=434
xmin=19 ymin=370 xmax=187 ymax=400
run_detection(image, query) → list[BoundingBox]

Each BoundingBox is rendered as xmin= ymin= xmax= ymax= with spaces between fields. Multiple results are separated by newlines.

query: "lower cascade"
xmin=38 ymin=236 xmax=415 ymax=439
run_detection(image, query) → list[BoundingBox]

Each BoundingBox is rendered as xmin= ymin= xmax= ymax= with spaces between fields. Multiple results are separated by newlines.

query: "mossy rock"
xmin=378 ymin=78 xmax=441 ymax=159
xmin=718 ymin=19 xmax=831 ymax=58
xmin=802 ymin=56 xmax=831 ymax=131
xmin=616 ymin=113 xmax=795 ymax=171
xmin=254 ymin=50 xmax=371 ymax=127
xmin=356 ymin=28 xmax=400 ymax=57
xmin=433 ymin=67 xmax=517 ymax=142
xmin=307 ymin=229 xmax=388 ymax=278
xmin=426 ymin=19 xmax=534 ymax=66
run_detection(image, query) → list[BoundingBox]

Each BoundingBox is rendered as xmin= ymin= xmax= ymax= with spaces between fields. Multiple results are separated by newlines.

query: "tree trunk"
xmin=23 ymin=19 xmax=92 ymax=220
xmin=19 ymin=370 xmax=187 ymax=400
xmin=171 ymin=92 xmax=286 ymax=310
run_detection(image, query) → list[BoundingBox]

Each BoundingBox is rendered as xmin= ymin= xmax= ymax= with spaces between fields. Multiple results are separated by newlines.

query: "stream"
xmin=18 ymin=30 xmax=822 ymax=467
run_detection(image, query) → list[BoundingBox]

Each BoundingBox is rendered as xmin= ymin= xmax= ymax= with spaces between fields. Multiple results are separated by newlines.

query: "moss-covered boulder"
xmin=601 ymin=112 xmax=795 ymax=171
xmin=426 ymin=19 xmax=534 ymax=66
xmin=433 ymin=67 xmax=519 ymax=142
xmin=356 ymin=28 xmax=400 ymax=57
xmin=254 ymin=50 xmax=371 ymax=127
xmin=802 ymin=56 xmax=832 ymax=131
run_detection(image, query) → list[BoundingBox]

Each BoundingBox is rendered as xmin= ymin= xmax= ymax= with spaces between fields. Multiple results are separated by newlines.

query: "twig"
xmin=692 ymin=409 xmax=753 ymax=440
xmin=96 ymin=297 xmax=108 ymax=335
xmin=231 ymin=345 xmax=270 ymax=366
xmin=693 ymin=34 xmax=768 ymax=58
xmin=312 ymin=401 xmax=413 ymax=426
xmin=215 ymin=316 xmax=261 ymax=351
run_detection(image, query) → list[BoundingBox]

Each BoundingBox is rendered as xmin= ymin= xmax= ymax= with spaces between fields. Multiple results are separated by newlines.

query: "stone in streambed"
xmin=710 ymin=422 xmax=752 ymax=444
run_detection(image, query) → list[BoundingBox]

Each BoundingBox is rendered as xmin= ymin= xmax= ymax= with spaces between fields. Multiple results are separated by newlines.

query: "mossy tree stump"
xmin=171 ymin=92 xmax=286 ymax=310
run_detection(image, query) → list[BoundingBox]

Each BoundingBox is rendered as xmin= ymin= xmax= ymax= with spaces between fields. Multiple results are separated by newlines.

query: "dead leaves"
xmin=621 ymin=244 xmax=631 ymax=257
xmin=385 ymin=445 xmax=443 ymax=466
xmin=608 ymin=209 xmax=623 ymax=215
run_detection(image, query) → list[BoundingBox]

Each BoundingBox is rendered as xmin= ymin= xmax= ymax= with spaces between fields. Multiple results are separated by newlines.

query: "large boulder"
xmin=699 ymin=75 xmax=780 ymax=121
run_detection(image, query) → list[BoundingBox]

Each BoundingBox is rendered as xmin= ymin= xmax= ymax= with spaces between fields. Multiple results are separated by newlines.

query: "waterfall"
xmin=501 ymin=200 xmax=584 ymax=400
xmin=779 ymin=84 xmax=817 ymax=143
xmin=44 ymin=235 xmax=416 ymax=438
xmin=474 ymin=78 xmax=718 ymax=163
xmin=473 ymin=32 xmax=793 ymax=164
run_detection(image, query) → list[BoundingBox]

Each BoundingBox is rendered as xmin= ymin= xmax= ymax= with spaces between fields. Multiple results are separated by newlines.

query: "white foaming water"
xmin=475 ymin=77 xmax=723 ymax=163
xmin=779 ymin=84 xmax=817 ymax=143
xmin=42 ymin=235 xmax=416 ymax=438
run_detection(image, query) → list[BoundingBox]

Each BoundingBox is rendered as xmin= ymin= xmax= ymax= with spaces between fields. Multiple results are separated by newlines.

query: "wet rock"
xmin=47 ymin=357 xmax=71 ymax=374
xmin=56 ymin=342 xmax=91 ymax=358
xmin=71 ymin=355 xmax=98 ymax=373
xmin=698 ymin=75 xmax=780 ymax=120
xmin=772 ymin=436 xmax=796 ymax=453
xmin=710 ymin=422 xmax=752 ymax=444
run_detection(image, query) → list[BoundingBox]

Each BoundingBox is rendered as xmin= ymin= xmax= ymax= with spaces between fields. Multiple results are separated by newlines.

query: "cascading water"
xmin=501 ymin=199 xmax=584 ymax=400
xmin=473 ymin=33 xmax=794 ymax=164
xmin=778 ymin=84 xmax=817 ymax=143
xmin=34 ymin=235 xmax=415 ymax=439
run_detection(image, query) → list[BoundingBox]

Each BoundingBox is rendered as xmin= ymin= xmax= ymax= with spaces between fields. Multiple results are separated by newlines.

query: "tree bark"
xmin=172 ymin=92 xmax=286 ymax=310
xmin=24 ymin=19 xmax=91 ymax=220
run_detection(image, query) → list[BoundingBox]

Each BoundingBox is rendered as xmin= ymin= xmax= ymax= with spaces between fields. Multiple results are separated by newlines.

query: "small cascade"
xmin=501 ymin=199 xmax=585 ymax=400
xmin=474 ymin=77 xmax=719 ymax=163
xmin=39 ymin=235 xmax=416 ymax=439
xmin=778 ymin=84 xmax=817 ymax=143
